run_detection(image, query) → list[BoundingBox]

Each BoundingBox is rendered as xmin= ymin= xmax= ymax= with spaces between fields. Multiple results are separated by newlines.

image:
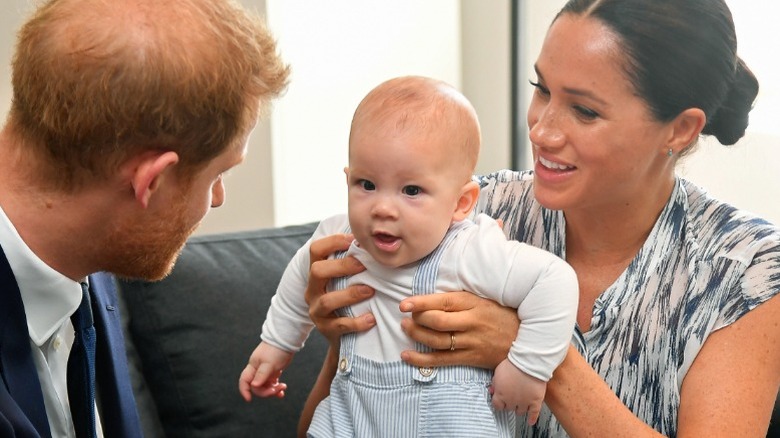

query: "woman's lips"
xmin=534 ymin=155 xmax=576 ymax=184
xmin=538 ymin=155 xmax=574 ymax=171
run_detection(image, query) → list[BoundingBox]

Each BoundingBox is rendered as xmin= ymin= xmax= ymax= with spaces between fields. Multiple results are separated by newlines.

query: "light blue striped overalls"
xmin=307 ymin=222 xmax=515 ymax=437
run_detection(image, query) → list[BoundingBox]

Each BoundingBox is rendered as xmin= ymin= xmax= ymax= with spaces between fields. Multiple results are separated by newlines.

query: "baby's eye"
xmin=359 ymin=180 xmax=376 ymax=191
xmin=402 ymin=185 xmax=421 ymax=196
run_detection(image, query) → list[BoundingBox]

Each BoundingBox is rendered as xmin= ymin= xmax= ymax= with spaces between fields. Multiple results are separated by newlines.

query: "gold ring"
xmin=450 ymin=332 xmax=456 ymax=351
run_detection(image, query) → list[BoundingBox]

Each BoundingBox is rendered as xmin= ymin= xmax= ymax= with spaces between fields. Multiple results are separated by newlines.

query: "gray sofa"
xmin=116 ymin=221 xmax=779 ymax=437
xmin=117 ymin=222 xmax=324 ymax=438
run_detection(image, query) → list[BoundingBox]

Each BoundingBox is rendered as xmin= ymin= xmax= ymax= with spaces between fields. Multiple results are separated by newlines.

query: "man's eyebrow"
xmin=534 ymin=65 xmax=608 ymax=106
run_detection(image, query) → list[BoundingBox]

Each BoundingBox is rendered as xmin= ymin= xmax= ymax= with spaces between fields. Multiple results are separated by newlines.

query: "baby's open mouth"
xmin=372 ymin=232 xmax=401 ymax=251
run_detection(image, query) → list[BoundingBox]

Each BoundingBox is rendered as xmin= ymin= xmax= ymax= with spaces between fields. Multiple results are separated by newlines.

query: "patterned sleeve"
xmin=715 ymin=233 xmax=780 ymax=330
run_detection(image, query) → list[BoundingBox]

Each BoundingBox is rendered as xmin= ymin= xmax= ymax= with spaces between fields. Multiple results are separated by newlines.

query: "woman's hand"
xmin=304 ymin=233 xmax=376 ymax=346
xmin=398 ymin=291 xmax=519 ymax=369
xmin=298 ymin=233 xmax=376 ymax=437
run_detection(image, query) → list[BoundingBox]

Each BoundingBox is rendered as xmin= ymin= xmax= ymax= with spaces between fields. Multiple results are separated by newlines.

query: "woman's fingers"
xmin=304 ymin=234 xmax=375 ymax=345
xmin=399 ymin=291 xmax=519 ymax=369
xmin=400 ymin=290 xmax=481 ymax=315
xmin=311 ymin=286 xmax=376 ymax=334
xmin=305 ymin=234 xmax=362 ymax=305
xmin=309 ymin=233 xmax=353 ymax=261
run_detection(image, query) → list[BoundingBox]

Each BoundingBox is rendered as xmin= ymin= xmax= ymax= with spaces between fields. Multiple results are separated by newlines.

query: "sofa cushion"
xmin=118 ymin=222 xmax=324 ymax=438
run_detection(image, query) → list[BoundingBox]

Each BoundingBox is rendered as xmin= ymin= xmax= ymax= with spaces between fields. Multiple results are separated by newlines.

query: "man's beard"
xmin=103 ymin=195 xmax=200 ymax=281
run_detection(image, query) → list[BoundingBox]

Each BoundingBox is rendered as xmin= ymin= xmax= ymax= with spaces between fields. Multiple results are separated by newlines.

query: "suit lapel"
xmin=89 ymin=272 xmax=142 ymax=438
xmin=0 ymin=244 xmax=52 ymax=437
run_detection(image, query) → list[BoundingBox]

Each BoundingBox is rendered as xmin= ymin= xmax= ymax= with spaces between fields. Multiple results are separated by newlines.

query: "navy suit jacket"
xmin=0 ymin=245 xmax=142 ymax=437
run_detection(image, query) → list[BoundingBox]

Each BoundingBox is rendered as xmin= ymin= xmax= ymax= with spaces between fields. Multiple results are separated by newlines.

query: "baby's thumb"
xmin=252 ymin=362 xmax=275 ymax=386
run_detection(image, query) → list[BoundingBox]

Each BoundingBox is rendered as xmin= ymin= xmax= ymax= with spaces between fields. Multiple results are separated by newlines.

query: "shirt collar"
xmin=0 ymin=204 xmax=82 ymax=346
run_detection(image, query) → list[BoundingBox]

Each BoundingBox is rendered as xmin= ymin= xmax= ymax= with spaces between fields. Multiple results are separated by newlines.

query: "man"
xmin=0 ymin=0 xmax=289 ymax=436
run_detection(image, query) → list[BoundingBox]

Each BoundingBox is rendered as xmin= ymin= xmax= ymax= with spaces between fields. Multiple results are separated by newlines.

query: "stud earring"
xmin=667 ymin=148 xmax=673 ymax=157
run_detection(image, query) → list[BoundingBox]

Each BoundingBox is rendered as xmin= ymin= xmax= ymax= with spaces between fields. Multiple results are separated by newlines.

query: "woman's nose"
xmin=528 ymin=104 xmax=566 ymax=150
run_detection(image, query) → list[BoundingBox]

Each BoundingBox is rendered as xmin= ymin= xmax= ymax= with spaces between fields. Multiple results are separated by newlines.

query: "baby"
xmin=239 ymin=76 xmax=578 ymax=437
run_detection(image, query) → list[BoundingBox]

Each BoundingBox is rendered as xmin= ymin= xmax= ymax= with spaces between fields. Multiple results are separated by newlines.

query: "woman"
xmin=300 ymin=0 xmax=780 ymax=436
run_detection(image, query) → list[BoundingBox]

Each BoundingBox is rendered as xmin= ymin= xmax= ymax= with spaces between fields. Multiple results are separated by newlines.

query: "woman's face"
xmin=527 ymin=14 xmax=676 ymax=214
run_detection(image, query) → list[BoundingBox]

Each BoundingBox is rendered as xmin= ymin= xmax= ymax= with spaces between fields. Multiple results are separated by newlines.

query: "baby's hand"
xmin=238 ymin=342 xmax=293 ymax=402
xmin=490 ymin=359 xmax=546 ymax=425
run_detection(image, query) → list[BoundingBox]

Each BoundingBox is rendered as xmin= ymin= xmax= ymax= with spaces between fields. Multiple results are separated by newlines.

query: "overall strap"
xmin=410 ymin=221 xmax=470 ymax=382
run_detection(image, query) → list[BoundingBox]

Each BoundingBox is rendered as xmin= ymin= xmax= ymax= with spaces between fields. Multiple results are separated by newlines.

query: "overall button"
xmin=418 ymin=367 xmax=434 ymax=377
xmin=339 ymin=357 xmax=349 ymax=372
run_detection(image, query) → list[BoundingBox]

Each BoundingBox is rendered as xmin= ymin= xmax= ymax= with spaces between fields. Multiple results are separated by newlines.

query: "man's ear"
xmin=452 ymin=181 xmax=480 ymax=222
xmin=129 ymin=151 xmax=180 ymax=208
xmin=667 ymin=108 xmax=706 ymax=155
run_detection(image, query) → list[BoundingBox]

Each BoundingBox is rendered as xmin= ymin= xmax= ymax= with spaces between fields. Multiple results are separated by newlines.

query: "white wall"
xmin=265 ymin=0 xmax=462 ymax=226
xmin=0 ymin=1 xmax=36 ymax=120
xmin=264 ymin=0 xmax=512 ymax=227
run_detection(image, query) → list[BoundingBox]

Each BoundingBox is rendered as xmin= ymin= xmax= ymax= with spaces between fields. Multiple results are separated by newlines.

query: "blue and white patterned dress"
xmin=475 ymin=170 xmax=780 ymax=437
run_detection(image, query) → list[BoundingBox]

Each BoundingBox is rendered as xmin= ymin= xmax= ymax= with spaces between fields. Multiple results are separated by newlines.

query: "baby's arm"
xmin=491 ymin=359 xmax=546 ymax=425
xmin=492 ymin=246 xmax=577 ymax=424
xmin=239 ymin=215 xmax=352 ymax=402
xmin=239 ymin=341 xmax=294 ymax=401
xmin=454 ymin=215 xmax=579 ymax=423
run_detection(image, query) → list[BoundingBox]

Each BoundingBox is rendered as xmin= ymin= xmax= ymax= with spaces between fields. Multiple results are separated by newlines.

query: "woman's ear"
xmin=128 ymin=151 xmax=180 ymax=208
xmin=452 ymin=181 xmax=480 ymax=222
xmin=668 ymin=108 xmax=706 ymax=154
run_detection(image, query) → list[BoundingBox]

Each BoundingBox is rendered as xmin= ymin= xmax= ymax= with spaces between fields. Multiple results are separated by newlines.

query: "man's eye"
xmin=402 ymin=185 xmax=421 ymax=196
xmin=359 ymin=180 xmax=375 ymax=190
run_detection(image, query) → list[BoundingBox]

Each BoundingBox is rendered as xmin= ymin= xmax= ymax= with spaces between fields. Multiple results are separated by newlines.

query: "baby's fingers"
xmin=252 ymin=381 xmax=288 ymax=399
xmin=251 ymin=362 xmax=276 ymax=388
xmin=238 ymin=364 xmax=257 ymax=402
xmin=526 ymin=402 xmax=541 ymax=426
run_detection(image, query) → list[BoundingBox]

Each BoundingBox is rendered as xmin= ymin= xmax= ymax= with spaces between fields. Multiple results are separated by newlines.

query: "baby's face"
xmin=346 ymin=124 xmax=467 ymax=268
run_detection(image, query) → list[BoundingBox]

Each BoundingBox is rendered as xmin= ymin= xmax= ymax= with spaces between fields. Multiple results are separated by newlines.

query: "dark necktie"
xmin=67 ymin=282 xmax=97 ymax=438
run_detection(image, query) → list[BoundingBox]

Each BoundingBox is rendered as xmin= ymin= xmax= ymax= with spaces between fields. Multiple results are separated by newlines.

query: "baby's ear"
xmin=452 ymin=181 xmax=480 ymax=222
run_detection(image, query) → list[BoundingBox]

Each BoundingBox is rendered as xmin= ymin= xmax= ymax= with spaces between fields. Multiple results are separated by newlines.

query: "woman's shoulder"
xmin=475 ymin=169 xmax=534 ymax=187
xmin=474 ymin=169 xmax=535 ymax=209
xmin=682 ymin=179 xmax=780 ymax=259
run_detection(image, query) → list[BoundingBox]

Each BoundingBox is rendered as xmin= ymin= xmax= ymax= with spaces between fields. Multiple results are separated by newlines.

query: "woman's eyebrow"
xmin=534 ymin=64 xmax=608 ymax=106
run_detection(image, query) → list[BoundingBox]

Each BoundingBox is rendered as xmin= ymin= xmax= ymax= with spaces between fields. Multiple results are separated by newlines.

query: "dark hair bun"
xmin=702 ymin=58 xmax=759 ymax=145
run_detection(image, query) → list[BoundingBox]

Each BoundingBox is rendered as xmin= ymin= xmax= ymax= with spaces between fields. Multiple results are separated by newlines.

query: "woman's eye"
xmin=402 ymin=185 xmax=421 ymax=196
xmin=574 ymin=105 xmax=599 ymax=120
xmin=359 ymin=180 xmax=376 ymax=191
xmin=529 ymin=79 xmax=550 ymax=97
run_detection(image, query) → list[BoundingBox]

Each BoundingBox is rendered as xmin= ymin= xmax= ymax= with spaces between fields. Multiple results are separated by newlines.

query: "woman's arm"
xmin=548 ymin=293 xmax=780 ymax=438
xmin=298 ymin=345 xmax=339 ymax=438
xmin=676 ymin=293 xmax=779 ymax=437
xmin=400 ymin=292 xmax=780 ymax=437
xmin=296 ymin=234 xmax=376 ymax=436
